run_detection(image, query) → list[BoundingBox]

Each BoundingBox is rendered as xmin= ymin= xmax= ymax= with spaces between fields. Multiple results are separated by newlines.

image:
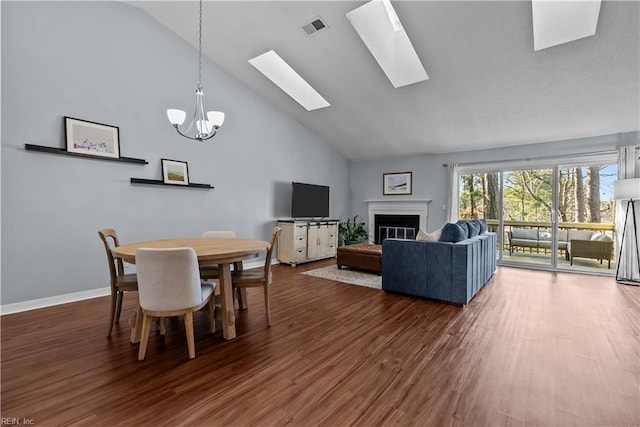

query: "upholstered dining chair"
xmin=135 ymin=247 xmax=216 ymax=361
xmin=98 ymin=228 xmax=138 ymax=338
xmin=231 ymin=226 xmax=282 ymax=326
xmin=199 ymin=230 xmax=236 ymax=280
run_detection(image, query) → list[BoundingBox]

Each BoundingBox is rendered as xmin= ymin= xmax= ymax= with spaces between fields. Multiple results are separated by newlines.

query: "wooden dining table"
xmin=112 ymin=237 xmax=270 ymax=342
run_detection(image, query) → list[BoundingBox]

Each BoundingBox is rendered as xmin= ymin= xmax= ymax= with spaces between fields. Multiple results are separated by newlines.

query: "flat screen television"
xmin=291 ymin=182 xmax=330 ymax=218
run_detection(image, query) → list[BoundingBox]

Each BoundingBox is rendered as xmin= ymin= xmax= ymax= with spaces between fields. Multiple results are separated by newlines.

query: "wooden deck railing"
xmin=484 ymin=220 xmax=615 ymax=233
xmin=481 ymin=220 xmax=615 ymax=252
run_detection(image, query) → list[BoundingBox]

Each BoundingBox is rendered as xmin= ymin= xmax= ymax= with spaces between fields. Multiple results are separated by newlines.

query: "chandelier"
xmin=167 ymin=0 xmax=224 ymax=141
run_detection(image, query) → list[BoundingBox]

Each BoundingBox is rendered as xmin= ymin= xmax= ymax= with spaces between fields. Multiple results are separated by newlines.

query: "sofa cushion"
xmin=511 ymin=238 xmax=538 ymax=248
xmin=478 ymin=219 xmax=488 ymax=234
xmin=538 ymin=230 xmax=552 ymax=241
xmin=511 ymin=228 xmax=538 ymax=240
xmin=558 ymin=229 xmax=568 ymax=241
xmin=440 ymin=223 xmax=467 ymax=243
xmin=456 ymin=220 xmax=470 ymax=238
xmin=568 ymin=230 xmax=594 ymax=240
xmin=468 ymin=220 xmax=480 ymax=237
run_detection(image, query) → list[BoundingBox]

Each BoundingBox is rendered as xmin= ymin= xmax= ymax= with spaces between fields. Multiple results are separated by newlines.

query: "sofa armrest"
xmin=382 ymin=239 xmax=453 ymax=300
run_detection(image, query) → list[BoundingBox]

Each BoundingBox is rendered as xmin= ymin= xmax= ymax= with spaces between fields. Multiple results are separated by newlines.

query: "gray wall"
xmin=1 ymin=1 xmax=349 ymax=304
xmin=351 ymin=132 xmax=640 ymax=232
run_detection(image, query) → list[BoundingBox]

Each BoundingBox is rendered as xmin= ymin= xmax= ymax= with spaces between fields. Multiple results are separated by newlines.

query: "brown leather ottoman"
xmin=336 ymin=243 xmax=382 ymax=275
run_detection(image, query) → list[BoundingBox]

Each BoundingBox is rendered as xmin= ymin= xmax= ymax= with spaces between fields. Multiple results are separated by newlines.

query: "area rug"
xmin=302 ymin=265 xmax=382 ymax=289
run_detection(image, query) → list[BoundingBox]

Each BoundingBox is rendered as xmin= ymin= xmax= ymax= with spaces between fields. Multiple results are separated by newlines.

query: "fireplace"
xmin=374 ymin=214 xmax=420 ymax=244
xmin=365 ymin=199 xmax=431 ymax=244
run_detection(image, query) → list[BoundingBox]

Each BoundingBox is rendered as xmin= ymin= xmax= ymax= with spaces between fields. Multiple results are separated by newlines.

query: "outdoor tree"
xmin=459 ymin=166 xmax=613 ymax=225
xmin=587 ymin=166 xmax=601 ymax=223
xmin=574 ymin=167 xmax=586 ymax=222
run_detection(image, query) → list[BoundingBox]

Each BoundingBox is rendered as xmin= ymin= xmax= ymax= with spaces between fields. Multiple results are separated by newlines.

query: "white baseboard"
xmin=1 ymin=287 xmax=111 ymax=316
xmin=0 ymin=259 xmax=271 ymax=316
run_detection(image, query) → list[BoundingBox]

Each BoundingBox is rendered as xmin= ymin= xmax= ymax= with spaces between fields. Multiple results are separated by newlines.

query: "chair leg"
xmin=158 ymin=317 xmax=166 ymax=335
xmin=264 ymin=285 xmax=271 ymax=326
xmin=107 ymin=292 xmax=117 ymax=338
xmin=184 ymin=311 xmax=196 ymax=359
xmin=115 ymin=291 xmax=124 ymax=323
xmin=138 ymin=313 xmax=153 ymax=361
xmin=238 ymin=288 xmax=248 ymax=310
xmin=208 ymin=299 xmax=216 ymax=333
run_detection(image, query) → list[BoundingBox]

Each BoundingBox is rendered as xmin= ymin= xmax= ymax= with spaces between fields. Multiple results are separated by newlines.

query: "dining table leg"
xmin=219 ymin=263 xmax=236 ymax=340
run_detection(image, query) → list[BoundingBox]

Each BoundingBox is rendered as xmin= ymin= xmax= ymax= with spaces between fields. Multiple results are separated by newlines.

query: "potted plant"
xmin=339 ymin=215 xmax=368 ymax=245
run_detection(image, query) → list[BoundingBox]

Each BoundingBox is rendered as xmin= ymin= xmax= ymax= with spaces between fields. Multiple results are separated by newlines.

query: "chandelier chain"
xmin=198 ymin=0 xmax=203 ymax=88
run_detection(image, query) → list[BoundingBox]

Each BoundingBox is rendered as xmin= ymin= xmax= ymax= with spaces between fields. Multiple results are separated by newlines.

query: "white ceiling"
xmin=127 ymin=1 xmax=640 ymax=161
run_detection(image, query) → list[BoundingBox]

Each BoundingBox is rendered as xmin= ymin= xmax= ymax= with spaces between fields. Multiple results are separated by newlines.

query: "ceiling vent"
xmin=302 ymin=17 xmax=328 ymax=36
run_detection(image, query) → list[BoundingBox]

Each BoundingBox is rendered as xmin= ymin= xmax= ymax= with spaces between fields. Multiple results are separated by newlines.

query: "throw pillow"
xmin=478 ymin=219 xmax=488 ymax=234
xmin=455 ymin=220 xmax=470 ymax=238
xmin=440 ymin=223 xmax=467 ymax=243
xmin=467 ymin=220 xmax=480 ymax=237
xmin=417 ymin=227 xmax=444 ymax=242
xmin=430 ymin=226 xmax=444 ymax=241
xmin=416 ymin=229 xmax=435 ymax=241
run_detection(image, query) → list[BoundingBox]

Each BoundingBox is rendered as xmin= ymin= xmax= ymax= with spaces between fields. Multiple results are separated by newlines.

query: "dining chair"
xmin=199 ymin=230 xmax=237 ymax=280
xmin=135 ymin=247 xmax=217 ymax=361
xmin=98 ymin=228 xmax=138 ymax=338
xmin=231 ymin=226 xmax=282 ymax=326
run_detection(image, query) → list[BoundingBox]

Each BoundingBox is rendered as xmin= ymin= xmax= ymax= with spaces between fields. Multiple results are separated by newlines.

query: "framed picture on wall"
xmin=383 ymin=171 xmax=412 ymax=195
xmin=65 ymin=117 xmax=120 ymax=159
xmin=161 ymin=159 xmax=190 ymax=185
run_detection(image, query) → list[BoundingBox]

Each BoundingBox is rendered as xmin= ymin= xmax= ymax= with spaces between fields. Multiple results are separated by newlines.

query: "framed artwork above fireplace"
xmin=383 ymin=172 xmax=412 ymax=195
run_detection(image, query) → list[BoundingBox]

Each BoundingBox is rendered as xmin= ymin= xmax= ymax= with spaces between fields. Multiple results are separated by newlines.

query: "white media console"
xmin=277 ymin=219 xmax=338 ymax=266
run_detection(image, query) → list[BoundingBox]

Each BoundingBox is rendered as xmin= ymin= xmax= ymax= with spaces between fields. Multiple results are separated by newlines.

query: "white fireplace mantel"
xmin=365 ymin=199 xmax=431 ymax=244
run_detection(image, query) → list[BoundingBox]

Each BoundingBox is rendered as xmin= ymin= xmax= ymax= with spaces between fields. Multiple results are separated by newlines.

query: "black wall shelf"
xmin=25 ymin=144 xmax=148 ymax=164
xmin=130 ymin=178 xmax=214 ymax=189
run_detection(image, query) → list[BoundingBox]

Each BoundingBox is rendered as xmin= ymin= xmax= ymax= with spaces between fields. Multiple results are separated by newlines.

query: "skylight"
xmin=532 ymin=0 xmax=601 ymax=51
xmin=248 ymin=50 xmax=330 ymax=111
xmin=346 ymin=0 xmax=428 ymax=88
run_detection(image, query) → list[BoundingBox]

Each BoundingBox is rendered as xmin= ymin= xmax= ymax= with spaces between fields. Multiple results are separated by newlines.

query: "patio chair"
xmin=568 ymin=238 xmax=614 ymax=268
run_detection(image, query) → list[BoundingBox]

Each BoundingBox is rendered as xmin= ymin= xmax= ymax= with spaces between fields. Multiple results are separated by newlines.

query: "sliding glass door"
xmin=502 ymin=168 xmax=555 ymax=267
xmin=458 ymin=155 xmax=617 ymax=273
xmin=556 ymin=163 xmax=617 ymax=273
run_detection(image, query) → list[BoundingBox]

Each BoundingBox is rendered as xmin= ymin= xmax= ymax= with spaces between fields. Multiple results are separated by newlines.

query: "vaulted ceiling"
xmin=127 ymin=1 xmax=640 ymax=161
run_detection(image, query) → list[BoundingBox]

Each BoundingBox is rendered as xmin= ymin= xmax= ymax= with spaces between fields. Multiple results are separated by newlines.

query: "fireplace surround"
xmin=374 ymin=214 xmax=420 ymax=244
xmin=365 ymin=199 xmax=431 ymax=244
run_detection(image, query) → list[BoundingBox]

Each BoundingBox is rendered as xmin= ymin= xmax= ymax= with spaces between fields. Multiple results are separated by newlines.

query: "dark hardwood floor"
xmin=2 ymin=260 xmax=639 ymax=426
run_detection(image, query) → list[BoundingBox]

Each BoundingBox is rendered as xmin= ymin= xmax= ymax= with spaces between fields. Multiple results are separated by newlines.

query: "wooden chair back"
xmin=98 ymin=228 xmax=124 ymax=289
xmin=263 ymin=227 xmax=282 ymax=277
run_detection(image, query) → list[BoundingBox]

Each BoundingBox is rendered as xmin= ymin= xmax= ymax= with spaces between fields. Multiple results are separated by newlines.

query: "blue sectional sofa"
xmin=382 ymin=225 xmax=496 ymax=305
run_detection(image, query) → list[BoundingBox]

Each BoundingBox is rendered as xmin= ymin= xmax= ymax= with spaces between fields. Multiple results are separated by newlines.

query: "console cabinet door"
xmin=307 ymin=224 xmax=330 ymax=259
xmin=317 ymin=225 xmax=329 ymax=258
xmin=307 ymin=226 xmax=319 ymax=259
